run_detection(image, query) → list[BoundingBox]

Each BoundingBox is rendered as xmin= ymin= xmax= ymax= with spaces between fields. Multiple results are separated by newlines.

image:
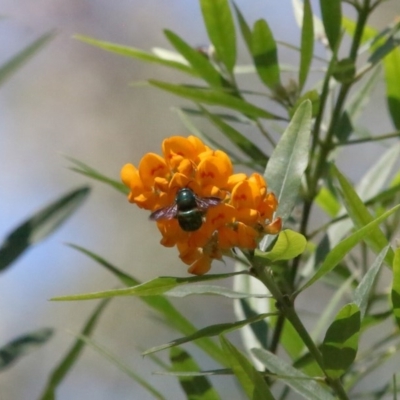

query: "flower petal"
xmin=139 ymin=153 xmax=170 ymax=187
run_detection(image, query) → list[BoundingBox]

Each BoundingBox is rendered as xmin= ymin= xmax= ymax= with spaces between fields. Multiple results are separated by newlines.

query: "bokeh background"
xmin=1 ymin=1 xmax=399 ymax=399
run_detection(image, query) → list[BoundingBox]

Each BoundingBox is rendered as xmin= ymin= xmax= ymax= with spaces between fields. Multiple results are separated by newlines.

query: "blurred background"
xmin=0 ymin=1 xmax=399 ymax=399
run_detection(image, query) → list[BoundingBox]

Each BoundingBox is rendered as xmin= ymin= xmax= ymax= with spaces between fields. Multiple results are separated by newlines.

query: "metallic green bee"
xmin=149 ymin=188 xmax=221 ymax=232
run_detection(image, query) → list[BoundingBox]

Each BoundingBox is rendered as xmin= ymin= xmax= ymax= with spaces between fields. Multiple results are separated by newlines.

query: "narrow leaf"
xmin=220 ymin=336 xmax=275 ymax=400
xmin=0 ymin=31 xmax=54 ymax=86
xmin=149 ymin=80 xmax=278 ymax=119
xmin=199 ymin=105 xmax=269 ymax=166
xmin=383 ymin=47 xmax=400 ymax=129
xmin=232 ymin=2 xmax=252 ymax=50
xmin=354 ymin=246 xmax=388 ymax=319
xmin=74 ymin=35 xmax=197 ymax=76
xmin=69 ymin=245 xmax=228 ymax=367
xmin=0 ymin=186 xmax=90 ymax=272
xmin=143 ymin=313 xmax=273 ymax=356
xmin=256 ymin=229 xmax=307 ymax=262
xmin=164 ymin=30 xmax=225 ymax=88
xmin=315 ymin=186 xmax=340 ymax=217
xmin=0 ymin=328 xmax=53 ymax=371
xmin=77 ymin=334 xmax=166 ymax=400
xmin=252 ymin=348 xmax=335 ymax=400
xmin=332 ymin=165 xmax=394 ymax=266
xmin=51 ymin=271 xmax=248 ymax=301
xmin=298 ymin=0 xmax=314 ymax=91
xmin=336 ymin=65 xmax=382 ymax=142
xmin=251 ymin=19 xmax=280 ymax=90
xmin=321 ymin=303 xmax=360 ymax=379
xmin=263 ymin=99 xmax=312 ymax=246
xmin=199 ymin=0 xmax=236 ymax=72
xmin=299 ymin=204 xmax=400 ymax=293
xmin=68 ymin=157 xmax=128 ymax=194
xmin=39 ymin=299 xmax=109 ymax=400
xmin=391 ymin=249 xmax=400 ymax=330
xmin=319 ymin=0 xmax=341 ymax=51
xmin=164 ymin=284 xmax=270 ymax=299
xmin=170 ymin=347 xmax=221 ymax=400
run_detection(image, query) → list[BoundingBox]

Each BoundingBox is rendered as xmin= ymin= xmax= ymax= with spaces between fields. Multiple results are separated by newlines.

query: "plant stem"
xmin=252 ymin=262 xmax=350 ymax=400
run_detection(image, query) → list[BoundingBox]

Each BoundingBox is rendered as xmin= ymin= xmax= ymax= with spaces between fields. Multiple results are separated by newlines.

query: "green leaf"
xmin=51 ymin=271 xmax=248 ymax=301
xmin=251 ymin=19 xmax=280 ymax=90
xmin=332 ymin=165 xmax=394 ymax=266
xmin=149 ymin=80 xmax=279 ymax=119
xmin=39 ymin=299 xmax=109 ymax=400
xmin=290 ymin=89 xmax=320 ymax=119
xmin=332 ymin=58 xmax=355 ymax=83
xmin=164 ymin=284 xmax=270 ymax=299
xmin=354 ymin=246 xmax=389 ymax=320
xmin=199 ymin=105 xmax=269 ymax=166
xmin=298 ymin=204 xmax=400 ymax=293
xmin=251 ymin=348 xmax=335 ymax=400
xmin=383 ymin=46 xmax=400 ymax=129
xmin=220 ymin=336 xmax=275 ymax=400
xmin=163 ymin=30 xmax=226 ymax=88
xmin=0 ymin=186 xmax=90 ymax=272
xmin=335 ymin=65 xmax=382 ymax=142
xmin=170 ymin=347 xmax=221 ymax=400
xmin=74 ymin=35 xmax=197 ymax=76
xmin=311 ymin=277 xmax=354 ymax=342
xmin=77 ymin=334 xmax=166 ymax=400
xmin=391 ymin=249 xmax=400 ymax=330
xmin=199 ymin=0 xmax=236 ymax=72
xmin=0 ymin=31 xmax=54 ymax=86
xmin=298 ymin=0 xmax=314 ymax=91
xmin=69 ymin=245 xmax=228 ymax=367
xmin=68 ymin=157 xmax=128 ymax=195
xmin=232 ymin=2 xmax=252 ymax=50
xmin=143 ymin=313 xmax=274 ymax=356
xmin=236 ymin=298 xmax=269 ymax=349
xmin=263 ymin=99 xmax=312 ymax=237
xmin=368 ymin=29 xmax=400 ymax=67
xmin=319 ymin=0 xmax=341 ymax=51
xmin=256 ymin=229 xmax=307 ymax=262
xmin=321 ymin=303 xmax=360 ymax=379
xmin=0 ymin=328 xmax=53 ymax=371
xmin=315 ymin=186 xmax=340 ymax=217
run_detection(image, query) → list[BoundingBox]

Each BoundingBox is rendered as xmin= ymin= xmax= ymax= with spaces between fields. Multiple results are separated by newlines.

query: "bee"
xmin=149 ymin=188 xmax=221 ymax=232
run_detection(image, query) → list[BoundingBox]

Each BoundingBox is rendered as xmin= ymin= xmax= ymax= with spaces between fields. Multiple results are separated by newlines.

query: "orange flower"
xmin=121 ymin=135 xmax=281 ymax=275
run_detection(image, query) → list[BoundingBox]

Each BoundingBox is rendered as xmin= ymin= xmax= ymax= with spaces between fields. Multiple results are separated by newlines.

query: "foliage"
xmin=0 ymin=29 xmax=92 ymax=376
xmin=43 ymin=0 xmax=400 ymax=399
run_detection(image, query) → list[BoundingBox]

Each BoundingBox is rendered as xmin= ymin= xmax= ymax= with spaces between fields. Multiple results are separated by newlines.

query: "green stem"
xmin=252 ymin=263 xmax=350 ymax=400
xmin=334 ymin=131 xmax=400 ymax=146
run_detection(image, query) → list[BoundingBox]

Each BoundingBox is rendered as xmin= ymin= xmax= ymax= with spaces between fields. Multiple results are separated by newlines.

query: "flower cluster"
xmin=121 ymin=136 xmax=281 ymax=275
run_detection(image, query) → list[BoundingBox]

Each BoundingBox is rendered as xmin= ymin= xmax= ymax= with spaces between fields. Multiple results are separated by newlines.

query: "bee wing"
xmin=195 ymin=196 xmax=221 ymax=211
xmin=149 ymin=204 xmax=178 ymax=221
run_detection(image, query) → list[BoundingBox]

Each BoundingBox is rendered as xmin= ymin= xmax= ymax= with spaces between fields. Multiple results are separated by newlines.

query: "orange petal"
xmin=121 ymin=164 xmax=144 ymax=196
xmin=177 ymin=242 xmax=202 ymax=265
xmin=236 ymin=208 xmax=259 ymax=225
xmin=196 ymin=150 xmax=233 ymax=188
xmin=169 ymin=172 xmax=191 ymax=192
xmin=162 ymin=136 xmax=197 ymax=169
xmin=264 ymin=217 xmax=282 ymax=235
xmin=187 ymin=135 xmax=208 ymax=155
xmin=205 ymin=204 xmax=236 ymax=229
xmin=226 ymin=173 xmax=247 ymax=191
xmin=158 ymin=219 xmax=186 ymax=247
xmin=236 ymin=223 xmax=258 ymax=249
xmin=230 ymin=180 xmax=261 ymax=209
xmin=258 ymin=192 xmax=279 ymax=220
xmin=187 ymin=255 xmax=212 ymax=275
xmin=139 ymin=153 xmax=169 ymax=187
xmin=248 ymin=173 xmax=267 ymax=196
